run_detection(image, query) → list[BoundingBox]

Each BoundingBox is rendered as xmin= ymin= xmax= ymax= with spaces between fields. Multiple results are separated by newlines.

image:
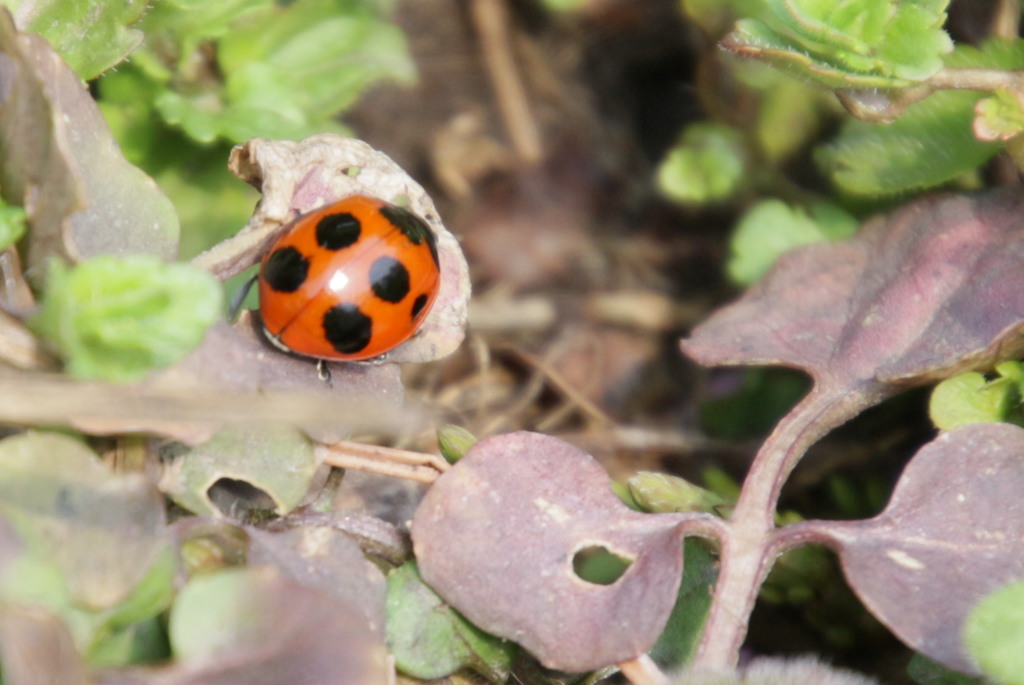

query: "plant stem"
xmin=692 ymin=382 xmax=880 ymax=667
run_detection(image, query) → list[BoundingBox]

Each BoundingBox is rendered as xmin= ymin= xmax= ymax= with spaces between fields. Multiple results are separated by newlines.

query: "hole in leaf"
xmin=572 ymin=545 xmax=634 ymax=586
xmin=207 ymin=478 xmax=278 ymax=521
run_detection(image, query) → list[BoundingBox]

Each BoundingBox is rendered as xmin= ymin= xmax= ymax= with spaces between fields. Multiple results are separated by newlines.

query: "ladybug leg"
xmin=316 ymin=359 xmax=333 ymax=385
xmin=228 ymin=274 xmax=259 ymax=320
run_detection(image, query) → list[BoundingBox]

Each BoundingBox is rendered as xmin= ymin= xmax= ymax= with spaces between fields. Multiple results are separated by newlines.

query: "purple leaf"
xmin=811 ymin=423 xmax=1024 ymax=673
xmin=683 ymin=190 xmax=1024 ymax=392
xmin=0 ymin=9 xmax=177 ymax=270
xmin=413 ymin=431 xmax=694 ymax=672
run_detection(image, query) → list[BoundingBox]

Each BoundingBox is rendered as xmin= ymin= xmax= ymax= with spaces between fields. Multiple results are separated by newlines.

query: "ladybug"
xmin=258 ymin=195 xmax=440 ymax=361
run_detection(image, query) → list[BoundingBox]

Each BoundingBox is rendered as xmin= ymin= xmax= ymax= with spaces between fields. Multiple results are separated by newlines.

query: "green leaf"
xmin=436 ymin=424 xmax=478 ymax=463
xmin=657 ymin=123 xmax=747 ymax=205
xmin=817 ymin=39 xmax=1024 ymax=195
xmin=387 ymin=561 xmax=516 ymax=681
xmin=2 ymin=0 xmax=147 ymax=79
xmin=0 ymin=199 xmax=26 ymax=250
xmin=32 ymin=256 xmax=222 ymax=382
xmin=818 ymin=90 xmax=999 ymax=195
xmin=161 ymin=424 xmax=317 ymax=518
xmin=964 ymin=578 xmax=1024 ymax=685
xmin=974 ymin=88 xmax=1024 ymax=142
xmin=628 ymin=472 xmax=732 ymax=515
xmin=929 ymin=363 xmax=1024 ymax=430
xmin=648 ymin=540 xmax=718 ymax=670
xmin=724 ymin=0 xmax=952 ymax=88
xmin=727 ymin=199 xmax=858 ymax=285
xmin=131 ymin=0 xmax=414 ymax=145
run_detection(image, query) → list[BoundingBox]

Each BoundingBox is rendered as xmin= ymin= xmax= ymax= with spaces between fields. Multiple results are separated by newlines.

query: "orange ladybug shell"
xmin=258 ymin=196 xmax=441 ymax=361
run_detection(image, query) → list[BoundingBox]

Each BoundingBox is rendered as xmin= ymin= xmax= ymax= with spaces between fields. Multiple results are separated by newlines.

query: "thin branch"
xmin=693 ymin=384 xmax=882 ymax=668
xmin=316 ymin=440 xmax=449 ymax=483
xmin=470 ymin=0 xmax=544 ymax=163
xmin=993 ymin=0 xmax=1022 ymax=40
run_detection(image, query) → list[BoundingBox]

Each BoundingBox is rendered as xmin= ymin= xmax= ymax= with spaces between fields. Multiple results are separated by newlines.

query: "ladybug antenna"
xmin=228 ymin=274 xmax=259 ymax=321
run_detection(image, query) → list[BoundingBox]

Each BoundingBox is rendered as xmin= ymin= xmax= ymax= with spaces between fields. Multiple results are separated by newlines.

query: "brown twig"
xmin=993 ymin=0 xmax=1021 ymax=40
xmin=316 ymin=440 xmax=449 ymax=484
xmin=470 ymin=0 xmax=544 ymax=163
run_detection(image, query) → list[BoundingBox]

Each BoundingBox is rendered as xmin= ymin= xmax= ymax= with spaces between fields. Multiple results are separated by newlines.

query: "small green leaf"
xmin=0 ymin=200 xmax=26 ymax=250
xmin=2 ymin=0 xmax=148 ymax=79
xmin=657 ymin=123 xmax=747 ymax=205
xmin=818 ymin=90 xmax=999 ymax=195
xmin=974 ymin=88 xmax=1024 ymax=142
xmin=32 ymin=256 xmax=222 ymax=382
xmin=929 ymin=363 xmax=1024 ymax=430
xmin=724 ymin=0 xmax=952 ymax=88
xmin=727 ymin=199 xmax=858 ymax=285
xmin=387 ymin=561 xmax=516 ymax=681
xmin=628 ymin=472 xmax=732 ymax=515
xmin=436 ymin=425 xmax=477 ymax=463
xmin=964 ymin=579 xmax=1024 ymax=685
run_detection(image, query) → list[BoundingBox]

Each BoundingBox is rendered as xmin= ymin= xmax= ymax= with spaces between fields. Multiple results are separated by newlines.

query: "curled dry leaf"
xmin=810 ymin=423 xmax=1024 ymax=674
xmin=683 ymin=190 xmax=1024 ymax=394
xmin=413 ymin=431 xmax=692 ymax=672
xmin=0 ymin=9 xmax=177 ymax=272
xmin=193 ymin=133 xmax=471 ymax=364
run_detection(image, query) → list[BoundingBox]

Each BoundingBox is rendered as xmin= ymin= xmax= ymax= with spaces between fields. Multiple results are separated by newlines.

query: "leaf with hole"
xmin=413 ymin=431 xmax=692 ymax=672
xmin=159 ymin=424 xmax=318 ymax=517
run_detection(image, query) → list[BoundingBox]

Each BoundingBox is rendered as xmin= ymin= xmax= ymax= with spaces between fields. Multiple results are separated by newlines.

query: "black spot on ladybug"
xmin=263 ymin=246 xmax=309 ymax=293
xmin=379 ymin=205 xmax=440 ymax=268
xmin=316 ymin=212 xmax=361 ymax=250
xmin=322 ymin=303 xmax=372 ymax=354
xmin=411 ymin=293 xmax=429 ymax=320
xmin=369 ymin=256 xmax=410 ymax=303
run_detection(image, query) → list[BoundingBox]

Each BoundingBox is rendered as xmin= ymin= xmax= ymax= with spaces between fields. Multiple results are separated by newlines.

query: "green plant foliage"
xmin=700 ymin=368 xmax=810 ymax=440
xmin=818 ymin=40 xmax=1024 ymax=195
xmin=0 ymin=198 xmax=26 ymax=250
xmin=628 ymin=472 xmax=733 ymax=515
xmin=386 ymin=561 xmax=516 ymax=681
xmin=818 ymin=89 xmax=998 ymax=195
xmin=649 ymin=540 xmax=718 ymax=670
xmin=974 ymin=88 xmax=1024 ymax=142
xmin=727 ymin=199 xmax=858 ymax=285
xmin=724 ymin=0 xmax=952 ymax=88
xmin=0 ymin=0 xmax=147 ymax=80
xmin=436 ymin=424 xmax=478 ymax=463
xmin=119 ymin=0 xmax=415 ymax=145
xmin=32 ymin=255 xmax=222 ymax=382
xmin=657 ymin=123 xmax=747 ymax=205
xmin=929 ymin=362 xmax=1024 ymax=430
xmin=964 ymin=579 xmax=1024 ymax=685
